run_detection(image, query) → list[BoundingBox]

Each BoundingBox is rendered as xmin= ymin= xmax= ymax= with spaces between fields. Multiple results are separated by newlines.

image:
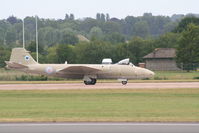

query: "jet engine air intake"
xmin=102 ymin=58 xmax=112 ymax=64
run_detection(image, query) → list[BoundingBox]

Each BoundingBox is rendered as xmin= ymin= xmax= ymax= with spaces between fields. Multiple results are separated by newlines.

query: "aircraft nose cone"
xmin=148 ymin=70 xmax=155 ymax=77
xmin=143 ymin=69 xmax=155 ymax=78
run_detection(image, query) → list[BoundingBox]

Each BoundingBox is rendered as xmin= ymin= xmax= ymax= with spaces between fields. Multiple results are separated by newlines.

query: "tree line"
xmin=0 ymin=13 xmax=181 ymax=47
xmin=0 ymin=14 xmax=199 ymax=71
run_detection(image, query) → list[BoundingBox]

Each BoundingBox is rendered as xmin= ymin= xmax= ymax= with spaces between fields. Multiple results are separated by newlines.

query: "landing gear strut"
xmin=121 ymin=81 xmax=128 ymax=85
xmin=118 ymin=79 xmax=128 ymax=85
xmin=84 ymin=78 xmax=97 ymax=85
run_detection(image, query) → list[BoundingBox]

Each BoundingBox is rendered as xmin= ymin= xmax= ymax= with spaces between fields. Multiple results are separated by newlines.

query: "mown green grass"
xmin=154 ymin=71 xmax=199 ymax=80
xmin=0 ymin=89 xmax=199 ymax=122
xmin=0 ymin=69 xmax=25 ymax=81
xmin=1 ymin=68 xmax=199 ymax=82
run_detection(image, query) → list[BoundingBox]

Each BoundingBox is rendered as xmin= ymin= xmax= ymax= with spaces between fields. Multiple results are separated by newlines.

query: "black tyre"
xmin=91 ymin=78 xmax=97 ymax=85
xmin=122 ymin=81 xmax=127 ymax=85
xmin=84 ymin=79 xmax=97 ymax=85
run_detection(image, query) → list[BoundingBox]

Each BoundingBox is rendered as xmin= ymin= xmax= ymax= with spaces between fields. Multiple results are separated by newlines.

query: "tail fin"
xmin=9 ymin=48 xmax=38 ymax=66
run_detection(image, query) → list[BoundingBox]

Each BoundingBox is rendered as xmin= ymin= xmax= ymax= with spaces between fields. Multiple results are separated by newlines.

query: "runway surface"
xmin=1 ymin=123 xmax=199 ymax=133
xmin=0 ymin=82 xmax=199 ymax=90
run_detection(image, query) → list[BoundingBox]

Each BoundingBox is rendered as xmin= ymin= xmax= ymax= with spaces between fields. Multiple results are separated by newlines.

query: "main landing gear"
xmin=84 ymin=78 xmax=97 ymax=85
xmin=121 ymin=81 xmax=128 ymax=85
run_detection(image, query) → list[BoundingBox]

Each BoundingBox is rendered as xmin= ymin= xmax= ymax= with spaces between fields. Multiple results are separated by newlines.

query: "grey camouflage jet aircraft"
xmin=5 ymin=48 xmax=155 ymax=85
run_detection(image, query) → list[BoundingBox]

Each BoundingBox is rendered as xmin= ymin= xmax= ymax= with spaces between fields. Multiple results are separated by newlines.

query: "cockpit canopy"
xmin=102 ymin=58 xmax=134 ymax=66
xmin=117 ymin=58 xmax=130 ymax=65
xmin=117 ymin=58 xmax=135 ymax=66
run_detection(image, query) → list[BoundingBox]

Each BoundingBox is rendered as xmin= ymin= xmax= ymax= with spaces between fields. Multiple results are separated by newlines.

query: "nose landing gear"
xmin=118 ymin=79 xmax=128 ymax=85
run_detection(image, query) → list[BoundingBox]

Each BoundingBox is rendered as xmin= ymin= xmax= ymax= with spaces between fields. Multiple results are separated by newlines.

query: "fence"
xmin=178 ymin=63 xmax=199 ymax=71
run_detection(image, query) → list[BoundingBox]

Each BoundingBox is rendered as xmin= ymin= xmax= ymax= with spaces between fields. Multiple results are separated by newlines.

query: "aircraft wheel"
xmin=122 ymin=81 xmax=127 ymax=85
xmin=84 ymin=79 xmax=96 ymax=85
xmin=84 ymin=81 xmax=89 ymax=85
xmin=91 ymin=78 xmax=96 ymax=85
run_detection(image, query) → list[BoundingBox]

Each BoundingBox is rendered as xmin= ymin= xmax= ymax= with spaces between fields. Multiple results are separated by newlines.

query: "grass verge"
xmin=0 ymin=89 xmax=199 ymax=122
xmin=154 ymin=71 xmax=199 ymax=80
xmin=0 ymin=79 xmax=199 ymax=84
xmin=1 ymin=68 xmax=199 ymax=81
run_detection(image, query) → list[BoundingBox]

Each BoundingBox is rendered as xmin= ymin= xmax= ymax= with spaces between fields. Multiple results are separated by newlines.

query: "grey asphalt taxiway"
xmin=1 ymin=123 xmax=199 ymax=133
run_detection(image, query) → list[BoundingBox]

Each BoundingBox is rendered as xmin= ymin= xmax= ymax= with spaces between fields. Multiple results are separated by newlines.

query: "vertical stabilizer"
xmin=9 ymin=48 xmax=38 ymax=65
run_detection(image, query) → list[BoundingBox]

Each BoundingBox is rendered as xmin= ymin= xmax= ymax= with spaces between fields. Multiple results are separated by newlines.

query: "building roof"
xmin=77 ymin=34 xmax=90 ymax=42
xmin=143 ymin=48 xmax=176 ymax=59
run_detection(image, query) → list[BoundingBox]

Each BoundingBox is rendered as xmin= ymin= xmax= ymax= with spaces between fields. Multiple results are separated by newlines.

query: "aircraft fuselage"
xmin=17 ymin=63 xmax=154 ymax=80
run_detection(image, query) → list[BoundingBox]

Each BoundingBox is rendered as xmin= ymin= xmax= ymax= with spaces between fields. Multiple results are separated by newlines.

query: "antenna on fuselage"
xmin=22 ymin=19 xmax=25 ymax=48
xmin=35 ymin=15 xmax=39 ymax=63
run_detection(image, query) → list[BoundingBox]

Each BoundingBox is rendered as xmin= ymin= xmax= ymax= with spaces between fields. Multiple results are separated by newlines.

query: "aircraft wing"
xmin=57 ymin=66 xmax=101 ymax=74
xmin=5 ymin=61 xmax=28 ymax=69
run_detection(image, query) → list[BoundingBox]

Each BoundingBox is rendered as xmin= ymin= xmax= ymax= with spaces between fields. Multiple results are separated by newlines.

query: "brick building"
xmin=143 ymin=48 xmax=180 ymax=71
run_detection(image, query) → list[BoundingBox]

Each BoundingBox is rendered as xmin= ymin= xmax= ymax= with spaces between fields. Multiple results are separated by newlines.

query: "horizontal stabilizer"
xmin=5 ymin=61 xmax=28 ymax=69
xmin=57 ymin=66 xmax=101 ymax=74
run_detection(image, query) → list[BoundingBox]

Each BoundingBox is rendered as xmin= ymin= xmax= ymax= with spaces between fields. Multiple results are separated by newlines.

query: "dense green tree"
xmin=163 ymin=22 xmax=178 ymax=33
xmin=123 ymin=16 xmax=136 ymax=36
xmin=46 ymin=46 xmax=59 ymax=63
xmin=0 ymin=13 xmax=178 ymax=48
xmin=171 ymin=14 xmax=184 ymax=22
xmin=69 ymin=14 xmax=75 ymax=20
xmin=114 ymin=43 xmax=131 ymax=62
xmin=79 ymin=18 xmax=98 ymax=33
xmin=152 ymin=16 xmax=170 ymax=35
xmin=65 ymin=14 xmax=69 ymax=20
xmin=89 ymin=26 xmax=103 ymax=40
xmin=174 ymin=17 xmax=199 ymax=33
xmin=56 ymin=44 xmax=75 ymax=63
xmin=143 ymin=13 xmax=153 ymax=17
xmin=114 ymin=37 xmax=154 ymax=64
xmin=127 ymin=37 xmax=147 ymax=64
xmin=24 ymin=17 xmax=37 ymax=42
xmin=104 ymin=32 xmax=125 ymax=44
xmin=39 ymin=27 xmax=60 ymax=46
xmin=106 ymin=13 xmax=110 ymax=21
xmin=60 ymin=31 xmax=78 ymax=45
xmin=0 ymin=46 xmax=10 ymax=67
xmin=7 ymin=16 xmax=21 ymax=25
xmin=101 ymin=13 xmax=106 ymax=22
xmin=96 ymin=13 xmax=101 ymax=21
xmin=5 ymin=29 xmax=16 ymax=45
xmin=30 ymin=52 xmax=46 ymax=63
xmin=96 ymin=13 xmax=106 ymax=22
xmin=134 ymin=21 xmax=149 ymax=38
xmin=176 ymin=24 xmax=199 ymax=71
xmin=154 ymin=32 xmax=180 ymax=48
xmin=0 ymin=27 xmax=6 ymax=44
xmin=26 ymin=41 xmax=45 ymax=54
xmin=103 ymin=21 xmax=121 ymax=34
xmin=74 ymin=41 xmax=115 ymax=64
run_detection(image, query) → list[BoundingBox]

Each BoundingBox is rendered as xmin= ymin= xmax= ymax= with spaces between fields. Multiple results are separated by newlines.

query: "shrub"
xmin=16 ymin=75 xmax=48 ymax=81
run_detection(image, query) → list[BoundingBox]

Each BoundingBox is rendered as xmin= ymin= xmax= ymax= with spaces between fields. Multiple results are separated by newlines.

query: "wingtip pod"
xmin=9 ymin=48 xmax=38 ymax=66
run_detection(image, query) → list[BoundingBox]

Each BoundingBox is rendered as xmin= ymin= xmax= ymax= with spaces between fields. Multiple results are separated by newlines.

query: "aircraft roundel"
xmin=45 ymin=66 xmax=54 ymax=74
xmin=24 ymin=55 xmax=30 ymax=61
